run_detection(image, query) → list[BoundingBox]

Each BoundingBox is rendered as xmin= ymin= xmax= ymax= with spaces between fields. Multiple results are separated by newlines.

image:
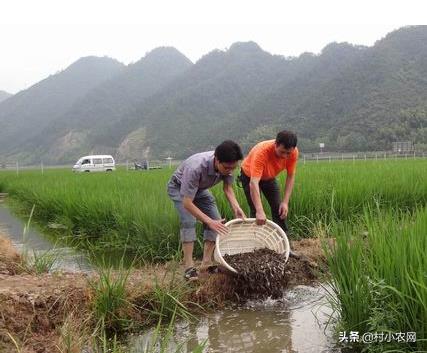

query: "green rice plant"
xmin=0 ymin=160 xmax=426 ymax=262
xmin=324 ymin=206 xmax=427 ymax=352
xmin=142 ymin=266 xmax=200 ymax=324
xmin=145 ymin=282 xmax=195 ymax=324
xmin=89 ymin=265 xmax=133 ymax=334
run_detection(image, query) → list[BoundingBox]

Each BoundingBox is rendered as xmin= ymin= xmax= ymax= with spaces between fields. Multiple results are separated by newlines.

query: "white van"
xmin=72 ymin=155 xmax=116 ymax=173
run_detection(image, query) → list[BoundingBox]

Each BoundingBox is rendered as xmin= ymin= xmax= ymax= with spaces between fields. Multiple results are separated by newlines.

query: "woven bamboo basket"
xmin=214 ymin=218 xmax=290 ymax=273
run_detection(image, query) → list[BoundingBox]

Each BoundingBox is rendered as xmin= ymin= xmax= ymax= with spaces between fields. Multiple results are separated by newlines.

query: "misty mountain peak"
xmin=65 ymin=56 xmax=125 ymax=73
xmin=195 ymin=41 xmax=268 ymax=68
xmin=375 ymin=25 xmax=427 ymax=57
xmin=228 ymin=41 xmax=264 ymax=54
xmin=319 ymin=42 xmax=366 ymax=64
xmin=144 ymin=47 xmax=192 ymax=62
xmin=129 ymin=47 xmax=193 ymax=74
xmin=321 ymin=42 xmax=365 ymax=55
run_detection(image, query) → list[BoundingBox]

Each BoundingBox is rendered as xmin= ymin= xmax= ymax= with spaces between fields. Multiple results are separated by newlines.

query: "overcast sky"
xmin=0 ymin=0 xmax=425 ymax=94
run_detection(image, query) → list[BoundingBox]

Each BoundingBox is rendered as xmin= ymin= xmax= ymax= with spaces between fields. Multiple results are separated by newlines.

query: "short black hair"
xmin=214 ymin=140 xmax=243 ymax=163
xmin=275 ymin=130 xmax=297 ymax=149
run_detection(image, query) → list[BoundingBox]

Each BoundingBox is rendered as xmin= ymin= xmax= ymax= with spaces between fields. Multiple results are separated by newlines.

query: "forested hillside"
xmin=1 ymin=26 xmax=426 ymax=164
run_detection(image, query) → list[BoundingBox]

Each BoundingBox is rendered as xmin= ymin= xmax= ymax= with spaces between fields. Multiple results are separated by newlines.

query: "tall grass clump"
xmin=24 ymin=248 xmax=60 ymax=274
xmin=87 ymin=264 xmax=204 ymax=352
xmin=89 ymin=265 xmax=133 ymax=334
xmin=325 ymin=206 xmax=427 ymax=352
xmin=143 ymin=276 xmax=198 ymax=324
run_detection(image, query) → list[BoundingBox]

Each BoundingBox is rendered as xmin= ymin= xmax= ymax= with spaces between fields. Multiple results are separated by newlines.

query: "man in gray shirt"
xmin=167 ymin=140 xmax=246 ymax=280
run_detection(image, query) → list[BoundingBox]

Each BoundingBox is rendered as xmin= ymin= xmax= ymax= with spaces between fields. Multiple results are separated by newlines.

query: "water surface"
xmin=0 ymin=203 xmax=91 ymax=272
xmin=129 ymin=285 xmax=339 ymax=353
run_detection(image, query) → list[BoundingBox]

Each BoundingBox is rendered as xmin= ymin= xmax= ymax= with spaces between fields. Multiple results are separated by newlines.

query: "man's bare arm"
xmin=249 ymin=177 xmax=267 ymax=225
xmin=223 ymin=182 xmax=246 ymax=219
xmin=182 ymin=196 xmax=228 ymax=234
xmin=279 ymin=173 xmax=295 ymax=219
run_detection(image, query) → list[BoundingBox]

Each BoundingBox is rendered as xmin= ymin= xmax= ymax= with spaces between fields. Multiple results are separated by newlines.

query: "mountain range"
xmin=0 ymin=26 xmax=426 ymax=164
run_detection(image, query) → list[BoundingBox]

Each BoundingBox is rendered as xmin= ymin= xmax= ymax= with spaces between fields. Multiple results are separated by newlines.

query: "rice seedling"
xmin=324 ymin=206 xmax=427 ymax=352
xmin=0 ymin=159 xmax=425 ymax=259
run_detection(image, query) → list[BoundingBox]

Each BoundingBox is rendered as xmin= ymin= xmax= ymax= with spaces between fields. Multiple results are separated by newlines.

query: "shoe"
xmin=206 ymin=265 xmax=219 ymax=274
xmin=184 ymin=267 xmax=199 ymax=281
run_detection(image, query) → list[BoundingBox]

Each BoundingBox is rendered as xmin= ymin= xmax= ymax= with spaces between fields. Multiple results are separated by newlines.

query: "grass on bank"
xmin=87 ymin=263 xmax=206 ymax=353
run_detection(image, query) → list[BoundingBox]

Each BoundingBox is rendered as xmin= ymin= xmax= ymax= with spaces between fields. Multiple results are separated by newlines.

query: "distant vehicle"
xmin=134 ymin=160 xmax=162 ymax=170
xmin=72 ymin=155 xmax=116 ymax=173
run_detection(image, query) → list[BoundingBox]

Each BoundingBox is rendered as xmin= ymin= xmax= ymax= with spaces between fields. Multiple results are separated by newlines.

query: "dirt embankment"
xmin=0 ymin=234 xmax=22 ymax=275
xmin=0 ymin=232 xmax=89 ymax=352
xmin=0 ymin=232 xmax=326 ymax=353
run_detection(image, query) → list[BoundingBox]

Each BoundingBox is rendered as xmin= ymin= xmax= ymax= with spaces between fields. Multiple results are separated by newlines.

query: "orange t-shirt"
xmin=241 ymin=140 xmax=299 ymax=180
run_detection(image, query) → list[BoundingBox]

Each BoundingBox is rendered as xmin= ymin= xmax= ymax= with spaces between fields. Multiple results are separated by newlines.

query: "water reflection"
xmin=130 ymin=286 xmax=339 ymax=353
xmin=0 ymin=204 xmax=91 ymax=272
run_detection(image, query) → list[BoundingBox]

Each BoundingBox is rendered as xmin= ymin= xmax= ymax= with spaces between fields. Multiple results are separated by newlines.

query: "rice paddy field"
xmin=0 ymin=158 xmax=426 ymax=352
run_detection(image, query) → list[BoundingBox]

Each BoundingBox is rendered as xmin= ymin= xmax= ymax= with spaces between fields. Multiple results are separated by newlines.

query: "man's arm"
xmin=279 ymin=173 xmax=295 ymax=219
xmin=249 ymin=177 xmax=267 ymax=225
xmin=182 ymin=196 xmax=228 ymax=235
xmin=223 ymin=182 xmax=246 ymax=219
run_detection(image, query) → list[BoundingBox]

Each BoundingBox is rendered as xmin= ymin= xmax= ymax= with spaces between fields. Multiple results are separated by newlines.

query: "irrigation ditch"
xmin=0 ymin=202 xmax=330 ymax=353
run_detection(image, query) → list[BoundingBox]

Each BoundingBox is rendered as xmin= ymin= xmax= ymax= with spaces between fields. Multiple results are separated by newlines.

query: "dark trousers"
xmin=239 ymin=170 xmax=288 ymax=232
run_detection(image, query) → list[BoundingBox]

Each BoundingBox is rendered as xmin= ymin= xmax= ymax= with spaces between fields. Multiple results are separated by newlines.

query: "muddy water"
xmin=129 ymin=285 xmax=340 ymax=353
xmin=0 ymin=204 xmax=91 ymax=272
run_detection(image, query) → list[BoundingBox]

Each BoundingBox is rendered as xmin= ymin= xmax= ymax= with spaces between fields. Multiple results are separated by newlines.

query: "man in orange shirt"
xmin=240 ymin=130 xmax=298 ymax=233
